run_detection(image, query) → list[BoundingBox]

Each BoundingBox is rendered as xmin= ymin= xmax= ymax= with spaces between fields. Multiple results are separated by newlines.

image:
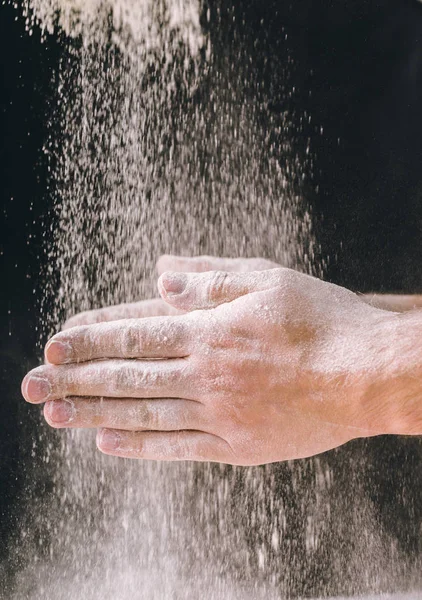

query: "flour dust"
xmin=10 ymin=1 xmax=410 ymax=598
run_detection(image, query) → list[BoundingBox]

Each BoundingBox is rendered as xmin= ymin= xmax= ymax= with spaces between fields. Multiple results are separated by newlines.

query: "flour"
xmin=10 ymin=0 xmax=410 ymax=598
xmin=23 ymin=0 xmax=206 ymax=59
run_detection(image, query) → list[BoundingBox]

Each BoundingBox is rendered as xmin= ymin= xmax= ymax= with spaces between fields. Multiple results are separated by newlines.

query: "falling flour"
xmin=9 ymin=1 xmax=419 ymax=599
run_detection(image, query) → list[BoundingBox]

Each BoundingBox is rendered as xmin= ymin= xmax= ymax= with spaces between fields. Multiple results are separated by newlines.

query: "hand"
xmin=22 ymin=267 xmax=418 ymax=465
xmin=63 ymin=254 xmax=280 ymax=329
xmin=62 ymin=253 xmax=422 ymax=331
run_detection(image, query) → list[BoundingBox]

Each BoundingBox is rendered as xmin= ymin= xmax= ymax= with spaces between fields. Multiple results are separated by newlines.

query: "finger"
xmin=158 ymin=268 xmax=286 ymax=311
xmin=156 ymin=254 xmax=279 ymax=275
xmin=22 ymin=359 xmax=193 ymax=404
xmin=63 ymin=299 xmax=180 ymax=330
xmin=45 ymin=315 xmax=193 ymax=365
xmin=361 ymin=293 xmax=422 ymax=313
xmin=157 ymin=254 xmax=228 ymax=274
xmin=96 ymin=429 xmax=233 ymax=463
xmin=44 ymin=397 xmax=206 ymax=432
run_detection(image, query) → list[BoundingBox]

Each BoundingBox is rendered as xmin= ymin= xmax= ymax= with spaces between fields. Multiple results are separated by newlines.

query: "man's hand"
xmin=62 ymin=254 xmax=422 ymax=331
xmin=21 ymin=267 xmax=422 ymax=465
xmin=62 ymin=255 xmax=280 ymax=329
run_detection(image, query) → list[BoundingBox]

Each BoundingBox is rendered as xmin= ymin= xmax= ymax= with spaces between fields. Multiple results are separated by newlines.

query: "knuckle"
xmin=195 ymin=359 xmax=220 ymax=390
xmin=164 ymin=319 xmax=185 ymax=347
xmin=112 ymin=363 xmax=135 ymax=393
xmin=207 ymin=326 xmax=239 ymax=350
xmin=121 ymin=325 xmax=141 ymax=357
xmin=197 ymin=358 xmax=214 ymax=379
xmin=207 ymin=271 xmax=229 ymax=304
xmin=140 ymin=403 xmax=159 ymax=430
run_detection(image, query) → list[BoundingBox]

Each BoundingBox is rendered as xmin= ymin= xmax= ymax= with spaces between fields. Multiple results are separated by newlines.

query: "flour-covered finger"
xmin=157 ymin=254 xmax=223 ymax=274
xmin=96 ymin=429 xmax=233 ymax=463
xmin=22 ymin=359 xmax=194 ymax=404
xmin=158 ymin=269 xmax=285 ymax=311
xmin=63 ymin=299 xmax=181 ymax=330
xmin=361 ymin=293 xmax=422 ymax=313
xmin=46 ymin=315 xmax=194 ymax=365
xmin=44 ymin=397 xmax=206 ymax=432
xmin=156 ymin=254 xmax=280 ymax=275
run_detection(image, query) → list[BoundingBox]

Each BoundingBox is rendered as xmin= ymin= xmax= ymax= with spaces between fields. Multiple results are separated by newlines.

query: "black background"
xmin=0 ymin=1 xmax=61 ymax=582
xmin=1 ymin=0 xmax=422 ymax=594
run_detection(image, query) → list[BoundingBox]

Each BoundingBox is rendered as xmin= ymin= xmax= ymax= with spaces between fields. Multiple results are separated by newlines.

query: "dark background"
xmin=1 ymin=0 xmax=422 ymax=595
xmin=0 ymin=0 xmax=61 ymax=583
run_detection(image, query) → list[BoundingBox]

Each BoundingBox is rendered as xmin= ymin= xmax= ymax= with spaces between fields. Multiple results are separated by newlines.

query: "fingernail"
xmin=160 ymin=272 xmax=187 ymax=295
xmin=22 ymin=375 xmax=52 ymax=403
xmin=45 ymin=399 xmax=74 ymax=424
xmin=97 ymin=429 xmax=121 ymax=452
xmin=45 ymin=340 xmax=72 ymax=364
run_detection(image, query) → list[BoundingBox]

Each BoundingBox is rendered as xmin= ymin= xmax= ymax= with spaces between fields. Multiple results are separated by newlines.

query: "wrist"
xmin=356 ymin=310 xmax=422 ymax=436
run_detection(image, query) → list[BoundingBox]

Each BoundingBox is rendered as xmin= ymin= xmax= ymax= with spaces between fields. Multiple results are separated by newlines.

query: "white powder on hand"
xmin=12 ymin=1 xmax=405 ymax=598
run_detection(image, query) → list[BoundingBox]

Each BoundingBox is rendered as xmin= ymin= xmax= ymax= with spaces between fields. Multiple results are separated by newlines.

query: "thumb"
xmin=158 ymin=269 xmax=284 ymax=311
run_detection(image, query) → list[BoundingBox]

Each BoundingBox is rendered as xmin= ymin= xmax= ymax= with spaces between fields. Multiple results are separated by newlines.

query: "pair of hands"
xmin=22 ymin=255 xmax=422 ymax=465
